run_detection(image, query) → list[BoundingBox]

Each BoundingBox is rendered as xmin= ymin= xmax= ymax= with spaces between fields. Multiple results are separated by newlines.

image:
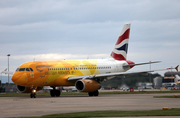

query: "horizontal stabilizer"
xmin=123 ymin=61 xmax=161 ymax=67
xmin=167 ymin=65 xmax=179 ymax=71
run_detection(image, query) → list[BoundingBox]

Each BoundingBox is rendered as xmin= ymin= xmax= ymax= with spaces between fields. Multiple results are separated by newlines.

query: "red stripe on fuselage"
xmin=115 ymin=29 xmax=130 ymax=45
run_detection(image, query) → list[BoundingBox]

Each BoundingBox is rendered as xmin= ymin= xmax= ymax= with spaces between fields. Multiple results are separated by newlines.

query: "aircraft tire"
xmin=94 ymin=90 xmax=99 ymax=96
xmin=88 ymin=90 xmax=99 ymax=97
xmin=50 ymin=90 xmax=55 ymax=97
xmin=30 ymin=93 xmax=33 ymax=98
xmin=88 ymin=92 xmax=94 ymax=96
xmin=55 ymin=90 xmax=61 ymax=97
xmin=34 ymin=93 xmax=36 ymax=98
xmin=30 ymin=93 xmax=36 ymax=98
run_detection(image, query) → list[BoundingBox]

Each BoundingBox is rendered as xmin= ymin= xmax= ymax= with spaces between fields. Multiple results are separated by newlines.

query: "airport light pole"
xmin=149 ymin=61 xmax=153 ymax=88
xmin=149 ymin=61 xmax=151 ymax=82
xmin=7 ymin=54 xmax=10 ymax=84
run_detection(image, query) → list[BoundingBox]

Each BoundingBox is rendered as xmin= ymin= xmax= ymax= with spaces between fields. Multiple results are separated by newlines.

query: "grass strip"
xmin=154 ymin=95 xmax=180 ymax=98
xmin=14 ymin=108 xmax=180 ymax=118
xmin=1 ymin=90 xmax=180 ymax=97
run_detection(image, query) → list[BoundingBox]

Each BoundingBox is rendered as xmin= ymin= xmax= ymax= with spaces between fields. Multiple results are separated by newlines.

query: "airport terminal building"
xmin=153 ymin=71 xmax=180 ymax=89
xmin=163 ymin=71 xmax=180 ymax=82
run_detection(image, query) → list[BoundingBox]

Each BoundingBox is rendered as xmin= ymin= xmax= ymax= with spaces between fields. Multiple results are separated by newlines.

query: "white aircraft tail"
xmin=175 ymin=75 xmax=180 ymax=85
xmin=110 ymin=23 xmax=131 ymax=60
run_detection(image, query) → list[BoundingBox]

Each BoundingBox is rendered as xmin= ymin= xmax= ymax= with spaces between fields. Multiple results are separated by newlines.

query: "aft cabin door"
xmin=112 ymin=61 xmax=118 ymax=72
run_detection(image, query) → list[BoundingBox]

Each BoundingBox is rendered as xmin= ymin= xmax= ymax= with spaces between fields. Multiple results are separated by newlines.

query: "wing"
xmin=68 ymin=65 xmax=178 ymax=83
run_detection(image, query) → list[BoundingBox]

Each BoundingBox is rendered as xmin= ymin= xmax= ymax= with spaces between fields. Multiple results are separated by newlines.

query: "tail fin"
xmin=110 ymin=23 xmax=131 ymax=60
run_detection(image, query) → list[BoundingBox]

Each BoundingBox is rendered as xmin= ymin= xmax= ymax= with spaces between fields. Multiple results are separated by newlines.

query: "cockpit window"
xmin=30 ymin=68 xmax=33 ymax=71
xmin=16 ymin=68 xmax=19 ymax=71
xmin=26 ymin=68 xmax=30 ymax=71
xmin=19 ymin=68 xmax=25 ymax=71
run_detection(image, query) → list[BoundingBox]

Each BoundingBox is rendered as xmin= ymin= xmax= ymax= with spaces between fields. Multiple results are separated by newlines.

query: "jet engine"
xmin=17 ymin=85 xmax=43 ymax=93
xmin=75 ymin=79 xmax=101 ymax=92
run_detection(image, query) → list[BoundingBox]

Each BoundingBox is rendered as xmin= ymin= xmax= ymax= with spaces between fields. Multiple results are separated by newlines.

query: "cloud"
xmin=0 ymin=0 xmax=180 ymax=77
xmin=0 ymin=53 xmax=109 ymax=61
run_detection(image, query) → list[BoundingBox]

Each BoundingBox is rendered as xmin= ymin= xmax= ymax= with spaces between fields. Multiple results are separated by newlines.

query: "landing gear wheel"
xmin=88 ymin=92 xmax=94 ymax=96
xmin=88 ymin=90 xmax=99 ymax=97
xmin=50 ymin=90 xmax=55 ymax=97
xmin=50 ymin=90 xmax=61 ymax=97
xmin=30 ymin=93 xmax=33 ymax=98
xmin=94 ymin=90 xmax=99 ymax=96
xmin=30 ymin=93 xmax=36 ymax=98
xmin=55 ymin=90 xmax=61 ymax=97
xmin=34 ymin=93 xmax=36 ymax=98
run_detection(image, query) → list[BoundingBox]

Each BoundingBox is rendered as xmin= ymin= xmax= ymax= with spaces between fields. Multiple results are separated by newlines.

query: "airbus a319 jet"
xmin=7 ymin=24 xmax=177 ymax=98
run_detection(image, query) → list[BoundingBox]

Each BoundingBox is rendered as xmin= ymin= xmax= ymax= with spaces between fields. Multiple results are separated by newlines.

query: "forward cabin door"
xmin=36 ymin=64 xmax=46 ymax=77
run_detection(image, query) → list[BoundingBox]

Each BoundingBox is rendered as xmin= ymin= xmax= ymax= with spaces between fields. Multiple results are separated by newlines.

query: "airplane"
xmin=162 ymin=75 xmax=180 ymax=88
xmin=6 ymin=23 xmax=177 ymax=98
xmin=175 ymin=75 xmax=180 ymax=85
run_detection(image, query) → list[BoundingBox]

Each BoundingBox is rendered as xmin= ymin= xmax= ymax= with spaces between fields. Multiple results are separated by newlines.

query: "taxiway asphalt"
xmin=0 ymin=93 xmax=180 ymax=118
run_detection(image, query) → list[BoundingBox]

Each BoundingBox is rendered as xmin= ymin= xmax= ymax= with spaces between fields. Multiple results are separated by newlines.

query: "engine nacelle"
xmin=75 ymin=79 xmax=101 ymax=92
xmin=17 ymin=85 xmax=43 ymax=93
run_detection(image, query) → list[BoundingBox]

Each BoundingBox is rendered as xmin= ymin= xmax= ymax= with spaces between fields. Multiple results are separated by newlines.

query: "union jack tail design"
xmin=110 ymin=24 xmax=131 ymax=60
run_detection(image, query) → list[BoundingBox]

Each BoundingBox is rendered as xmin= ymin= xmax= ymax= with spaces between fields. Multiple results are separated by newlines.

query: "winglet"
xmin=175 ymin=65 xmax=179 ymax=71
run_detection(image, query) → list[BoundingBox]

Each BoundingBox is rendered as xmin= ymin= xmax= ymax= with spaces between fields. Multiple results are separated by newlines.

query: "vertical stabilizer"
xmin=110 ymin=23 xmax=131 ymax=60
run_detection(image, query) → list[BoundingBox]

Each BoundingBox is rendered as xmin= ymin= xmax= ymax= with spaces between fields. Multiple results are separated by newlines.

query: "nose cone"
xmin=12 ymin=72 xmax=27 ymax=85
xmin=11 ymin=72 xmax=20 ymax=83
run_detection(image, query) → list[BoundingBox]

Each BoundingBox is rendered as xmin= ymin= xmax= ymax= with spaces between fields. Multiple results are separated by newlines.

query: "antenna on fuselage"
xmin=33 ymin=58 xmax=35 ymax=61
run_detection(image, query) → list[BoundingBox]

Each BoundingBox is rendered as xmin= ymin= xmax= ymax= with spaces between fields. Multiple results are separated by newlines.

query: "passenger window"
xmin=30 ymin=68 xmax=33 ymax=71
xmin=19 ymin=68 xmax=25 ymax=71
xmin=26 ymin=68 xmax=30 ymax=71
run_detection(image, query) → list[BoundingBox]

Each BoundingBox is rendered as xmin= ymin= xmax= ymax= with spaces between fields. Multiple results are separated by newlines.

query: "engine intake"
xmin=75 ymin=79 xmax=101 ymax=92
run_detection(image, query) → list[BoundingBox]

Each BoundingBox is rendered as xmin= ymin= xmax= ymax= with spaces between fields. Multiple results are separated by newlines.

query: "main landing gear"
xmin=88 ymin=90 xmax=99 ymax=96
xmin=50 ymin=86 xmax=61 ymax=97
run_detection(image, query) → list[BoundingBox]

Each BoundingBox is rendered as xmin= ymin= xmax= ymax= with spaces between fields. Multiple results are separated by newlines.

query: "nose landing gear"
xmin=30 ymin=89 xmax=36 ymax=98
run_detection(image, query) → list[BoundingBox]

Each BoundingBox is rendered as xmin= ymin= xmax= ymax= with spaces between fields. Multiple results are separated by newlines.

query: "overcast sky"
xmin=0 ymin=0 xmax=180 ymax=82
